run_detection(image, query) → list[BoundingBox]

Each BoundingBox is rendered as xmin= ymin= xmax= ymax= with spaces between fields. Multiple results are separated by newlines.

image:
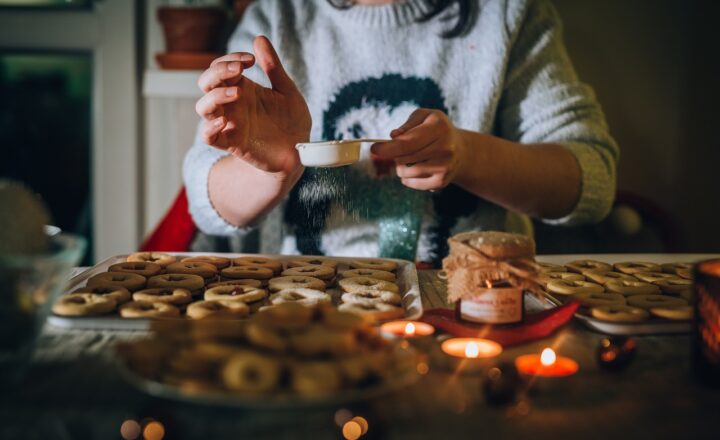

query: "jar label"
xmin=459 ymin=288 xmax=523 ymax=324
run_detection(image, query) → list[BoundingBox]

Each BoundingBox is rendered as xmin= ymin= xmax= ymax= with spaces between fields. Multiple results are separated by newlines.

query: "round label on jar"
xmin=459 ymin=287 xmax=523 ymax=324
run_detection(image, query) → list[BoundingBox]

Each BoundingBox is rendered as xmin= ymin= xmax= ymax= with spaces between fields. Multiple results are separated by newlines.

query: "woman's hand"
xmin=371 ymin=108 xmax=469 ymax=191
xmin=195 ymin=36 xmax=311 ymax=175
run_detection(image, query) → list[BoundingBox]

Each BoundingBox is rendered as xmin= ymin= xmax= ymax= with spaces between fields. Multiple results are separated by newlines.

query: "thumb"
xmin=253 ymin=35 xmax=297 ymax=94
xmin=391 ymin=108 xmax=430 ymax=138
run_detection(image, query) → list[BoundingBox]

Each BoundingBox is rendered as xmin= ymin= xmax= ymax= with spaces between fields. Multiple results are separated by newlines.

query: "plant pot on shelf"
xmin=156 ymin=6 xmax=227 ymax=70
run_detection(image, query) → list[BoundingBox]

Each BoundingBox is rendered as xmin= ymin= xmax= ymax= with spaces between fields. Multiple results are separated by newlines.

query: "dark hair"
xmin=327 ymin=0 xmax=474 ymax=38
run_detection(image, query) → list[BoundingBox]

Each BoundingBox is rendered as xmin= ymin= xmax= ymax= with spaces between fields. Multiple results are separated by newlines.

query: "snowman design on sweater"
xmin=286 ymin=73 xmax=478 ymax=263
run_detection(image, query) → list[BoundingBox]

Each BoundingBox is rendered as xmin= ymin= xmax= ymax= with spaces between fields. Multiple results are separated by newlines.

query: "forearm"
xmin=208 ymin=156 xmax=303 ymax=227
xmin=454 ymin=130 xmax=581 ymax=220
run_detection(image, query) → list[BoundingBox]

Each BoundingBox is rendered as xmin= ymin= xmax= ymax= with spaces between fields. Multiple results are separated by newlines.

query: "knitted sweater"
xmin=183 ymin=0 xmax=619 ymax=263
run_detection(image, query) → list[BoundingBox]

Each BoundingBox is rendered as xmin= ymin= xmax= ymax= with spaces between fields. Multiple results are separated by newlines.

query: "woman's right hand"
xmin=195 ymin=36 xmax=311 ymax=175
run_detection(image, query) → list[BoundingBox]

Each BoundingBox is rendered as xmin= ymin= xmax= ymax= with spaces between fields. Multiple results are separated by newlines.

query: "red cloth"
xmin=139 ymin=187 xmax=197 ymax=252
xmin=420 ymin=301 xmax=579 ymax=347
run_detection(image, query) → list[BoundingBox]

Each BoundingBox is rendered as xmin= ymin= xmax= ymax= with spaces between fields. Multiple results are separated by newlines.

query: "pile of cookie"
xmin=52 ymin=252 xmax=406 ymax=322
xmin=116 ymin=303 xmax=418 ymax=398
xmin=540 ymin=260 xmax=694 ymax=322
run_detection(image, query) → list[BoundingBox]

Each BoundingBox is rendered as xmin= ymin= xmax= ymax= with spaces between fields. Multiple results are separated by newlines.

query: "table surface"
xmin=1 ymin=255 xmax=718 ymax=440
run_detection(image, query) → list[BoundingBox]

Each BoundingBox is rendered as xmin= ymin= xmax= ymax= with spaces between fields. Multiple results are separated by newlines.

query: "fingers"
xmin=201 ymin=116 xmax=227 ymax=146
xmin=371 ymin=129 xmax=434 ymax=159
xmin=195 ymin=86 xmax=240 ymax=120
xmin=199 ymin=53 xmax=255 ymax=93
xmin=394 ymin=138 xmax=451 ymax=166
xmin=400 ymin=175 xmax=448 ymax=191
xmin=253 ymin=35 xmax=298 ymax=94
xmin=395 ymin=158 xmax=448 ymax=179
xmin=390 ymin=108 xmax=431 ymax=138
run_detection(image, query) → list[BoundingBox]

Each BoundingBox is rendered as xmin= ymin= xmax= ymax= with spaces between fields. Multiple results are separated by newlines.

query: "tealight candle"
xmin=515 ymin=348 xmax=579 ymax=377
xmin=434 ymin=337 xmax=503 ymax=374
xmin=515 ymin=348 xmax=579 ymax=394
xmin=380 ymin=320 xmax=435 ymax=338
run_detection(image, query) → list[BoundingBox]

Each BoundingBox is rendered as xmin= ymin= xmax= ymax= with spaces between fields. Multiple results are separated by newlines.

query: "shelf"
xmin=143 ymin=69 xmax=202 ymax=98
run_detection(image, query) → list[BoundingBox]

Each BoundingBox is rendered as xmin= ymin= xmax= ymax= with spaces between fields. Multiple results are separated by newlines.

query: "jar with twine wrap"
xmin=441 ymin=231 xmax=544 ymax=305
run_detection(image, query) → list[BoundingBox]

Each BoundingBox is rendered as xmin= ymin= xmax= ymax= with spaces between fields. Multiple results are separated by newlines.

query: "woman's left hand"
xmin=371 ymin=108 xmax=468 ymax=191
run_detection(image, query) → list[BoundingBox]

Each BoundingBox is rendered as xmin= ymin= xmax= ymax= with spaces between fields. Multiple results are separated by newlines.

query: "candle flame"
xmin=540 ymin=348 xmax=556 ymax=366
xmin=465 ymin=342 xmax=480 ymax=358
xmin=485 ymin=280 xmax=493 ymax=288
xmin=404 ymin=322 xmax=416 ymax=336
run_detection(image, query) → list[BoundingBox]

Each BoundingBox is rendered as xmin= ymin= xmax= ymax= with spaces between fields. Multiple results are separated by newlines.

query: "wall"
xmin=553 ymin=0 xmax=719 ymax=251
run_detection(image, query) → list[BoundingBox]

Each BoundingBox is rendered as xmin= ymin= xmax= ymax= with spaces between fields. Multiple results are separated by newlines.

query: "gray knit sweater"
xmin=183 ymin=0 xmax=619 ymax=262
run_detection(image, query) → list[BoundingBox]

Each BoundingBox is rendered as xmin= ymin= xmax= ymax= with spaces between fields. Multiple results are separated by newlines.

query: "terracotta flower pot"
xmin=157 ymin=6 xmax=227 ymax=53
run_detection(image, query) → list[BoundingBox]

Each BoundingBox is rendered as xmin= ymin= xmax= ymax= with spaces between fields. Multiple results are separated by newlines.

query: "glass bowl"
xmin=0 ymin=230 xmax=86 ymax=385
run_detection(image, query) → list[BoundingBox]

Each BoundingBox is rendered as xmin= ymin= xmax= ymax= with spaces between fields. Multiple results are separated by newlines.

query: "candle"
xmin=515 ymin=348 xmax=579 ymax=377
xmin=380 ymin=320 xmax=435 ymax=338
xmin=440 ymin=338 xmax=503 ymax=359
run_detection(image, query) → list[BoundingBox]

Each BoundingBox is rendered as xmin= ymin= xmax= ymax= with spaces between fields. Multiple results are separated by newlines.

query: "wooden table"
xmin=1 ymin=256 xmax=718 ymax=439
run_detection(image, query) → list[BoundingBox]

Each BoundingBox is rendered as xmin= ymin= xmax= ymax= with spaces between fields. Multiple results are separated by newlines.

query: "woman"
xmin=183 ymin=0 xmax=618 ymax=265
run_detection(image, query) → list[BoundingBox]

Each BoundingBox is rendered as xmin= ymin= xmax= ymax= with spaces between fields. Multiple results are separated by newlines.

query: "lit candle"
xmin=515 ymin=348 xmax=579 ymax=377
xmin=380 ymin=320 xmax=435 ymax=338
xmin=440 ymin=338 xmax=503 ymax=359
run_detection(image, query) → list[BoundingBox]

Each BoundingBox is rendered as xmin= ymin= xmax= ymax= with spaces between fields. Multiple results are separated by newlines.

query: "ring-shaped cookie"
xmin=338 ymin=302 xmax=404 ymax=321
xmin=591 ymin=305 xmax=649 ymax=322
xmin=53 ymin=293 xmax=117 ymax=316
xmin=119 ymin=300 xmax=180 ymax=318
xmin=147 ymin=273 xmax=205 ymax=294
xmin=221 ymin=265 xmax=274 ymax=281
xmin=290 ymin=325 xmax=356 ymax=357
xmin=649 ymin=305 xmax=693 ymax=320
xmin=632 ymin=271 xmax=679 ymax=283
xmin=269 ymin=288 xmax=331 ymax=307
xmin=132 ymin=287 xmax=193 ymax=305
xmin=661 ymin=262 xmax=693 ymax=275
xmin=614 ymin=261 xmax=662 ymax=275
xmin=254 ymin=302 xmax=313 ymax=331
xmin=537 ymin=262 xmax=567 ymax=273
xmin=166 ymin=261 xmax=218 ymax=280
xmin=204 ymin=285 xmax=267 ymax=303
xmin=341 ymin=290 xmax=402 ymax=306
xmin=268 ymin=276 xmax=326 ymax=292
xmin=181 ymin=255 xmax=231 ymax=270
xmin=546 ymin=280 xmax=604 ymax=296
xmin=565 ymin=260 xmax=612 ymax=274
xmin=653 ymin=278 xmax=693 ymax=295
xmin=349 ymin=259 xmax=398 ymax=272
xmin=286 ymin=257 xmax=339 ymax=271
xmin=676 ymin=268 xmax=692 ymax=280
xmin=206 ymin=279 xmax=264 ymax=289
xmin=281 ymin=265 xmax=335 ymax=281
xmin=541 ymin=272 xmax=584 ymax=285
xmin=232 ymin=256 xmax=283 ymax=275
xmin=222 ymin=350 xmax=281 ymax=392
xmin=87 ymin=271 xmax=146 ymax=292
xmin=627 ymin=294 xmax=687 ymax=310
xmin=605 ymin=279 xmax=660 ymax=296
xmin=584 ymin=270 xmax=637 ymax=285
xmin=341 ymin=269 xmax=396 ymax=282
xmin=108 ymin=261 xmax=162 ymax=278
xmin=572 ymin=292 xmax=626 ymax=307
xmin=71 ymin=285 xmax=131 ymax=304
xmin=186 ymin=300 xmax=249 ymax=320
xmin=127 ymin=252 xmax=177 ymax=268
xmin=339 ymin=276 xmax=399 ymax=294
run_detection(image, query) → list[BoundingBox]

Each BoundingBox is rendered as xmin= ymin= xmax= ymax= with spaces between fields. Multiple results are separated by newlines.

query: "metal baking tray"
xmin=537 ymin=255 xmax=696 ymax=336
xmin=47 ymin=252 xmax=422 ymax=331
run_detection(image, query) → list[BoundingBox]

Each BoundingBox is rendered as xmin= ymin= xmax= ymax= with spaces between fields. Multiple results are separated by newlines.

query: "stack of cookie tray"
xmin=48 ymin=253 xmax=423 ymax=331
xmin=536 ymin=254 xmax=713 ymax=335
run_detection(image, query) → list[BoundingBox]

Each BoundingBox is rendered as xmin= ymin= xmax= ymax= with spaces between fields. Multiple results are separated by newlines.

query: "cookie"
xmin=132 ymin=287 xmax=193 ymax=306
xmin=268 ymin=276 xmax=326 ymax=292
xmin=269 ymin=288 xmax=331 ymax=307
xmin=339 ymin=276 xmax=399 ymax=294
xmin=591 ymin=305 xmax=649 ymax=322
xmin=87 ymin=271 xmax=146 ymax=292
xmin=53 ymin=293 xmax=117 ymax=316
xmin=119 ymin=300 xmax=180 ymax=318
xmin=186 ymin=300 xmax=250 ymax=320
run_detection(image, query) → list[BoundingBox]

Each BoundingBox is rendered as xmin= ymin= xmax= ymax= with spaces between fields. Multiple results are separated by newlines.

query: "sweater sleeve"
xmin=497 ymin=0 xmax=619 ymax=226
xmin=182 ymin=3 xmax=273 ymax=236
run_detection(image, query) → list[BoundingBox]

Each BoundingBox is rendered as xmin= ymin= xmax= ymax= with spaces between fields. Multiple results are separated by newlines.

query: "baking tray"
xmin=115 ymin=344 xmax=421 ymax=409
xmin=537 ymin=257 xmax=694 ymax=336
xmin=47 ymin=252 xmax=422 ymax=331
